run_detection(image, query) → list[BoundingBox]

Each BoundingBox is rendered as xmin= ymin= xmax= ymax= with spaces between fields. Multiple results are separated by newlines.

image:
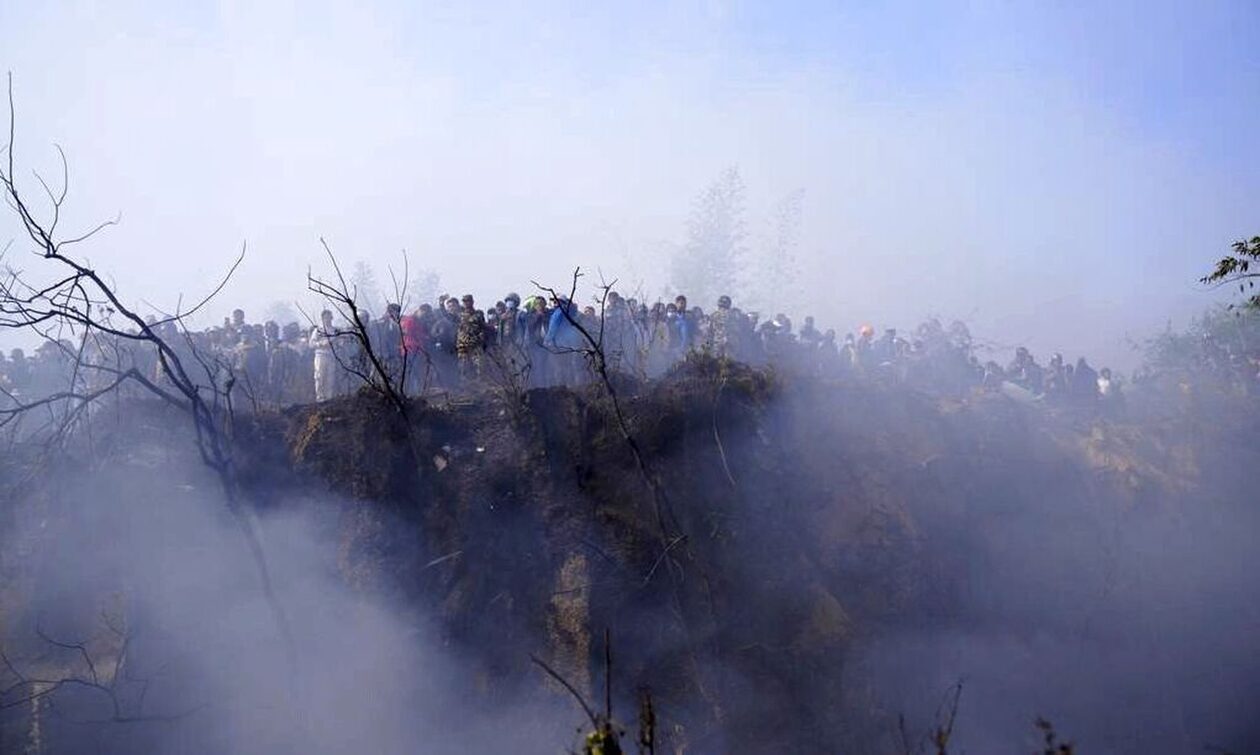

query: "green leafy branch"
xmin=1201 ymin=236 xmax=1260 ymax=308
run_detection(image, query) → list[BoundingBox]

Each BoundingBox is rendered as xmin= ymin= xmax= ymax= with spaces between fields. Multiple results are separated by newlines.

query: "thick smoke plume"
xmin=0 ymin=429 xmax=570 ymax=755
xmin=855 ymin=457 xmax=1260 ymax=752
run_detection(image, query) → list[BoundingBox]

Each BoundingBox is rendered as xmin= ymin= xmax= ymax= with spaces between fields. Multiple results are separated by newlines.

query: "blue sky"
xmin=1 ymin=1 xmax=1257 ymax=366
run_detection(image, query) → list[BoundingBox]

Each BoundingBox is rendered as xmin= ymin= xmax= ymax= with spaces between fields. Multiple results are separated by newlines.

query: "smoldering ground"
xmin=841 ymin=404 xmax=1260 ymax=754
xmin=4 ymin=360 xmax=1260 ymax=755
xmin=616 ymin=369 xmax=1260 ymax=754
xmin=0 ymin=428 xmax=573 ymax=755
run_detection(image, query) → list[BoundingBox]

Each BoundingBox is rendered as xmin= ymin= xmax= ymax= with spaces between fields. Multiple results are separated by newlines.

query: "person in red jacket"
xmin=401 ymin=306 xmax=430 ymax=395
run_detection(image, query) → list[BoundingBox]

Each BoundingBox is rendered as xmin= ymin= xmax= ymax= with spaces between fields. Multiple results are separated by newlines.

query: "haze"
xmin=2 ymin=1 xmax=1258 ymax=367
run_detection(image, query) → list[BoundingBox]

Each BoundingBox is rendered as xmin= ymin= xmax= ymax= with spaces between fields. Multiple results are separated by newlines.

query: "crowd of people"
xmin=0 ymin=289 xmax=1151 ymax=413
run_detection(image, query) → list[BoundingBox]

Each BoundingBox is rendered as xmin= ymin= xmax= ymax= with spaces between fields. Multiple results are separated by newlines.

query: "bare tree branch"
xmin=530 ymin=654 xmax=598 ymax=729
xmin=0 ymin=75 xmax=297 ymax=683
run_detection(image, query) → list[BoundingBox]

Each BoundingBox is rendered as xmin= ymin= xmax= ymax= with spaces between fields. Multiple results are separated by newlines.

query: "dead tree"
xmin=532 ymin=269 xmax=682 ymax=562
xmin=534 ymin=270 xmax=728 ymax=726
xmin=0 ymin=612 xmax=201 ymax=727
xmin=481 ymin=332 xmax=533 ymax=421
xmin=0 ymin=75 xmax=293 ymax=663
xmin=305 ymin=238 xmax=410 ymax=415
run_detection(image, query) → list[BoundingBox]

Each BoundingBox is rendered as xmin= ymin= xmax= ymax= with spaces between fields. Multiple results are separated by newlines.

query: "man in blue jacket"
xmin=545 ymin=296 xmax=586 ymax=384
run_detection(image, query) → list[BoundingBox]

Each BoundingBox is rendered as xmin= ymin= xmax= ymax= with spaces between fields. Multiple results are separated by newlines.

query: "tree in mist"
xmin=263 ymin=299 xmax=298 ymax=325
xmin=349 ymin=259 xmax=382 ymax=312
xmin=1201 ymin=235 xmax=1260 ymax=308
xmin=672 ymin=167 xmax=747 ymax=307
xmin=749 ymin=188 xmax=805 ymax=314
xmin=406 ymin=267 xmax=441 ymax=310
xmin=1143 ymin=305 xmax=1260 ymax=377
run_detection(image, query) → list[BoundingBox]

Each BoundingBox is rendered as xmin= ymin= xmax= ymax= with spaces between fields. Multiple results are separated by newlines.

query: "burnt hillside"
xmin=2 ymin=356 xmax=1258 ymax=754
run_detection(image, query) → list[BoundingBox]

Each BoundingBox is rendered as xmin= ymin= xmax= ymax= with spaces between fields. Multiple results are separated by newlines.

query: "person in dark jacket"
xmin=1073 ymin=357 xmax=1099 ymax=403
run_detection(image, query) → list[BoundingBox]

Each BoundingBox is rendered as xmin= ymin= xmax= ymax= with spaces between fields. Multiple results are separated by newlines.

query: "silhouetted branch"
xmin=530 ymin=654 xmax=598 ymax=729
xmin=532 ymin=268 xmax=681 ymax=553
xmin=0 ymin=74 xmax=296 ymax=679
xmin=307 ymin=238 xmax=409 ymax=415
xmin=1 ymin=620 xmax=202 ymax=725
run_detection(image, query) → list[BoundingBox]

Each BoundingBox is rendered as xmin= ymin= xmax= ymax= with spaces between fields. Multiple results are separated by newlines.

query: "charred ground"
xmin=3 ymin=354 xmax=1258 ymax=753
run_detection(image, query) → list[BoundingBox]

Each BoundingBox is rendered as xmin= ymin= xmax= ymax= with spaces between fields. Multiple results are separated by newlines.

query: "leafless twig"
xmin=530 ymin=654 xmax=598 ymax=729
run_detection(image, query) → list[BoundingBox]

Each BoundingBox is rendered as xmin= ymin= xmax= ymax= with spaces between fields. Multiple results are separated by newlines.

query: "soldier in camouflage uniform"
xmin=706 ymin=294 xmax=735 ymax=358
xmin=456 ymin=293 xmax=488 ymax=384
